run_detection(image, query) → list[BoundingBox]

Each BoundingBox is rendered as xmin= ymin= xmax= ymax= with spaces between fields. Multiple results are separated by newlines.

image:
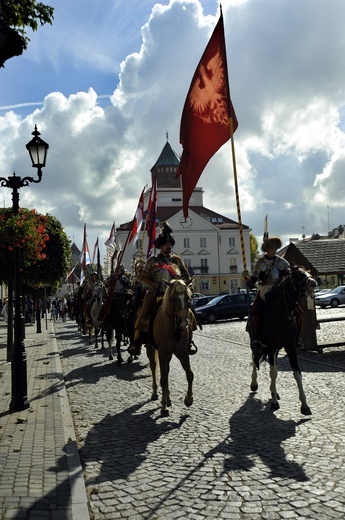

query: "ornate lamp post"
xmin=0 ymin=125 xmax=49 ymax=411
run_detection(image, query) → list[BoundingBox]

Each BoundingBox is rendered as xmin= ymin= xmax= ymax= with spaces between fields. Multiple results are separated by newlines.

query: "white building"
xmin=115 ymin=140 xmax=252 ymax=296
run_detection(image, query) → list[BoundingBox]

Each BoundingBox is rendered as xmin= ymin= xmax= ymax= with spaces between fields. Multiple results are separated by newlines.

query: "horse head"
xmin=163 ymin=279 xmax=193 ymax=330
xmin=290 ymin=265 xmax=317 ymax=297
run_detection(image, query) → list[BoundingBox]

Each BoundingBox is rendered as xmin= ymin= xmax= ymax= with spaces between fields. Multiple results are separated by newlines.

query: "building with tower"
xmin=115 ymin=139 xmax=252 ymax=295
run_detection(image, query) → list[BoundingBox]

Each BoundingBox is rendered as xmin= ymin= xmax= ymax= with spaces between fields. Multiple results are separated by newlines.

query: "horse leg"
xmin=94 ymin=326 xmax=99 ymax=349
xmin=293 ymin=370 xmax=312 ymax=415
xmin=178 ymin=351 xmax=194 ymax=408
xmin=286 ymin=344 xmax=312 ymax=415
xmin=105 ymin=328 xmax=113 ymax=360
xmin=101 ymin=327 xmax=105 ymax=350
xmin=270 ymin=358 xmax=280 ymax=411
xmin=115 ymin=328 xmax=123 ymax=364
xmin=88 ymin=325 xmax=93 ymax=345
xmin=159 ymin=354 xmax=172 ymax=417
xmin=146 ymin=345 xmax=158 ymax=401
xmin=251 ymin=361 xmax=258 ymax=392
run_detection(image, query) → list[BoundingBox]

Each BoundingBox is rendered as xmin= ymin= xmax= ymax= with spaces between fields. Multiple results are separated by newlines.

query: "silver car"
xmin=314 ymin=285 xmax=345 ymax=308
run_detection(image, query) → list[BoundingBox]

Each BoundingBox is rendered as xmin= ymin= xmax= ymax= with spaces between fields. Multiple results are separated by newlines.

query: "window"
xmin=201 ymin=259 xmax=208 ymax=274
xmin=229 ymin=237 xmax=236 ymax=247
xmin=229 ymin=257 xmax=237 ymax=274
xmin=200 ymin=237 xmax=207 ymax=248
xmin=184 ymin=258 xmax=192 ymax=270
xmin=200 ymin=280 xmax=210 ymax=291
xmin=184 ymin=238 xmax=190 ymax=248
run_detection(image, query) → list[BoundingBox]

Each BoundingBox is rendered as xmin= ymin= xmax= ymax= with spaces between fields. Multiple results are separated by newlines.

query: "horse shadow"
xmin=79 ymin=402 xmax=188 ymax=484
xmin=220 ymin=394 xmax=310 ymax=481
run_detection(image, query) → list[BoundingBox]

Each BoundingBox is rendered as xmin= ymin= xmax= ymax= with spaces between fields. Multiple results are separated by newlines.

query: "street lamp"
xmin=0 ymin=125 xmax=49 ymax=411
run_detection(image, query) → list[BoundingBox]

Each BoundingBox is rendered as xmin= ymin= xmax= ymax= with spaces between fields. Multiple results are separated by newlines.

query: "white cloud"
xmin=1 ymin=0 xmax=345 ymax=258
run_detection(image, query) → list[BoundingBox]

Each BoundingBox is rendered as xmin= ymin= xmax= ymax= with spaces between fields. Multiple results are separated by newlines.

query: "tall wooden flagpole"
xmin=229 ymin=117 xmax=249 ymax=280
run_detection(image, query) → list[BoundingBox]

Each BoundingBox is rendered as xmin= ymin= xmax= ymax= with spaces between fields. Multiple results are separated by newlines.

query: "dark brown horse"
xmin=248 ymin=266 xmax=316 ymax=415
xmin=147 ymin=279 xmax=195 ymax=417
xmin=100 ymin=293 xmax=135 ymax=364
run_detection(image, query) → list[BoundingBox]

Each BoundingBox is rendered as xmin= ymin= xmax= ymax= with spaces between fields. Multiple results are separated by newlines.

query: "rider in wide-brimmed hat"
xmin=247 ymin=235 xmax=304 ymax=354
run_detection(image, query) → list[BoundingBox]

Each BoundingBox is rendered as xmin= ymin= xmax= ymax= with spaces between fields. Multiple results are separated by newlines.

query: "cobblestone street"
xmin=56 ymin=309 xmax=345 ymax=519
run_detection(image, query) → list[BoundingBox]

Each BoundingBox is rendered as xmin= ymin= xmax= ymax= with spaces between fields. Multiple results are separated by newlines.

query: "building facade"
xmin=115 ymin=140 xmax=252 ymax=296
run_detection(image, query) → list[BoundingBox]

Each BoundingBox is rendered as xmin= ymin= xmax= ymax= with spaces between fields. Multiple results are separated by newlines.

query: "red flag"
xmin=128 ymin=188 xmax=145 ymax=245
xmin=104 ymin=222 xmax=115 ymax=247
xmin=177 ymin=11 xmax=238 ymax=218
xmin=146 ymin=175 xmax=157 ymax=258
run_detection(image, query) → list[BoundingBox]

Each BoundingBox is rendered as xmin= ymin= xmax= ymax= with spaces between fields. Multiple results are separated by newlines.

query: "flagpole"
xmin=117 ymin=186 xmax=146 ymax=268
xmin=229 ymin=117 xmax=249 ymax=279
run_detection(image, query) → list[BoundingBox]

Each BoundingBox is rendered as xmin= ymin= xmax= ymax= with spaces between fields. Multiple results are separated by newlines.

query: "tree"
xmin=0 ymin=0 xmax=54 ymax=67
xmin=0 ymin=208 xmax=70 ymax=292
xmin=249 ymin=233 xmax=258 ymax=266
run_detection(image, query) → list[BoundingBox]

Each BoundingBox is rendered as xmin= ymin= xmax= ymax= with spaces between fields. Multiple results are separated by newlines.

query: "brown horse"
xmin=147 ymin=279 xmax=195 ymax=417
xmin=248 ymin=265 xmax=316 ymax=415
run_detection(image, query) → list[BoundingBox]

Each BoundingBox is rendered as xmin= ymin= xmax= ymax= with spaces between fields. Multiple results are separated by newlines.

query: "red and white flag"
xmin=80 ymin=223 xmax=91 ymax=283
xmin=92 ymin=237 xmax=99 ymax=265
xmin=146 ymin=175 xmax=157 ymax=258
xmin=177 ymin=10 xmax=238 ymax=218
xmin=128 ymin=188 xmax=145 ymax=245
xmin=104 ymin=222 xmax=115 ymax=247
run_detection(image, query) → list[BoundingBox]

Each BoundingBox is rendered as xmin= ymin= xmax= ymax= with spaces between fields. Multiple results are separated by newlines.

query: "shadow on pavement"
xmin=79 ymin=402 xmax=188 ymax=485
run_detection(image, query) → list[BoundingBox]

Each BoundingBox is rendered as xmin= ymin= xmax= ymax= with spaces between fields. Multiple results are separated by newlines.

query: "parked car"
xmin=192 ymin=293 xmax=205 ymax=299
xmin=192 ymin=295 xmax=218 ymax=308
xmin=195 ymin=292 xmax=255 ymax=323
xmin=314 ymin=285 xmax=345 ymax=308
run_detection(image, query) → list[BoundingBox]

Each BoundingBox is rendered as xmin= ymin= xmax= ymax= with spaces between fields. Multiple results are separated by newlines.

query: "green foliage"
xmin=250 ymin=233 xmax=259 ymax=265
xmin=0 ymin=0 xmax=54 ymax=45
xmin=0 ymin=208 xmax=71 ymax=291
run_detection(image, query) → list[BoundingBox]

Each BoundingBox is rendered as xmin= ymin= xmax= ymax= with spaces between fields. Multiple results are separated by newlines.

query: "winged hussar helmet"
xmin=154 ymin=221 xmax=175 ymax=248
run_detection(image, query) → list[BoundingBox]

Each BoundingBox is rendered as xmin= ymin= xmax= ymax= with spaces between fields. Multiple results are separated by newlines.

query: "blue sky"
xmin=1 ymin=0 xmax=345 ymax=263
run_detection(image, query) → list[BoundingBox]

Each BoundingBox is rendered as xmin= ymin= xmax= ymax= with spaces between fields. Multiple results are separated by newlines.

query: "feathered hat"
xmin=154 ymin=221 xmax=175 ymax=248
xmin=261 ymin=236 xmax=282 ymax=252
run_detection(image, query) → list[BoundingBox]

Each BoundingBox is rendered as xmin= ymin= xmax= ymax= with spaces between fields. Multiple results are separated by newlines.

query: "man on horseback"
xmin=128 ymin=222 xmax=197 ymax=357
xmin=247 ymin=236 xmax=304 ymax=355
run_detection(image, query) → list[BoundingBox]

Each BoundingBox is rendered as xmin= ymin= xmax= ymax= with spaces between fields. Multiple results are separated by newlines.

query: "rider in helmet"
xmin=128 ymin=222 xmax=197 ymax=356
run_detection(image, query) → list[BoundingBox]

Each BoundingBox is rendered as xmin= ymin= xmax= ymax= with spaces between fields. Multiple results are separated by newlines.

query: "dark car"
xmin=195 ymin=292 xmax=255 ymax=323
xmin=192 ymin=295 xmax=218 ymax=308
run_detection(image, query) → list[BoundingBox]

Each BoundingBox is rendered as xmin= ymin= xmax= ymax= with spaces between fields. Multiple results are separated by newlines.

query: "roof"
xmin=151 ymin=141 xmax=180 ymax=170
xmin=118 ymin=205 xmax=248 ymax=232
xmin=281 ymin=239 xmax=345 ymax=274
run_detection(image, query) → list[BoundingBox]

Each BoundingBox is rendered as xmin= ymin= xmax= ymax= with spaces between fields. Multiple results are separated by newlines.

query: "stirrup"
xmin=296 ymin=338 xmax=304 ymax=350
xmin=251 ymin=339 xmax=263 ymax=355
xmin=188 ymin=341 xmax=198 ymax=355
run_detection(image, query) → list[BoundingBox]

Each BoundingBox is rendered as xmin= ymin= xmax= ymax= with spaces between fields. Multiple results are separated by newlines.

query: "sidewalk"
xmin=0 ymin=317 xmax=89 ymax=520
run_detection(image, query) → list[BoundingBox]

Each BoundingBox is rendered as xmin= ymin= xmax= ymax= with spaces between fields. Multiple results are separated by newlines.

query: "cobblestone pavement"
xmin=56 ymin=308 xmax=345 ymax=520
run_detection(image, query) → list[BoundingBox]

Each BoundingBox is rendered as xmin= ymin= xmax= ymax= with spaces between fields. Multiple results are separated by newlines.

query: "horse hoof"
xmin=151 ymin=394 xmax=158 ymax=401
xmin=127 ymin=356 xmax=133 ymax=363
xmin=117 ymin=357 xmax=123 ymax=365
xmin=161 ymin=409 xmax=169 ymax=417
xmin=109 ymin=355 xmax=113 ymax=361
xmin=184 ymin=398 xmax=193 ymax=407
xmin=301 ymin=406 xmax=312 ymax=416
xmin=167 ymin=399 xmax=172 ymax=407
xmin=250 ymin=384 xmax=258 ymax=392
xmin=271 ymin=402 xmax=280 ymax=411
